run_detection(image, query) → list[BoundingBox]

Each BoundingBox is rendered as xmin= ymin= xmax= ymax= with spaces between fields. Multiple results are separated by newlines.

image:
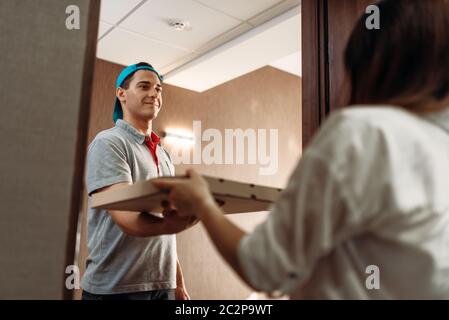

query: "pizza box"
xmin=91 ymin=175 xmax=282 ymax=214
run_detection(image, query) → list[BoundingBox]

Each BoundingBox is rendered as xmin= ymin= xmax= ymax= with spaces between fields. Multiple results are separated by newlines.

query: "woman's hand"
xmin=175 ymin=285 xmax=190 ymax=300
xmin=153 ymin=169 xmax=217 ymax=218
xmin=155 ymin=170 xmax=250 ymax=290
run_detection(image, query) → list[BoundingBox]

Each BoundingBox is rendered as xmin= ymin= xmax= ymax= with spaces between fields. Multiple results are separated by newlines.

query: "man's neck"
xmin=123 ymin=116 xmax=152 ymax=136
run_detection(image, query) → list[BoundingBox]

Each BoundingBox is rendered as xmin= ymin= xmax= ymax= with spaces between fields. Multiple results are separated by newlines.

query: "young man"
xmin=81 ymin=62 xmax=194 ymax=300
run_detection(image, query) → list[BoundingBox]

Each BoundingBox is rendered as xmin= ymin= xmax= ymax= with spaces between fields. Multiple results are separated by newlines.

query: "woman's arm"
xmin=152 ymin=170 xmax=257 ymax=290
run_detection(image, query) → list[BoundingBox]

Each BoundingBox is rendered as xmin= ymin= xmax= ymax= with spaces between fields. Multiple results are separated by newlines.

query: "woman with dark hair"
xmin=153 ymin=0 xmax=449 ymax=299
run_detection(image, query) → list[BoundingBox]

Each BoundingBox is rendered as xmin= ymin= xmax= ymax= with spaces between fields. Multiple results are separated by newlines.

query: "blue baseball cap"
xmin=113 ymin=63 xmax=164 ymax=123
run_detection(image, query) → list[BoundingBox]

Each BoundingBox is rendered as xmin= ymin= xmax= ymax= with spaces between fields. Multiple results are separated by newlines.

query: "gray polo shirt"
xmin=81 ymin=119 xmax=176 ymax=294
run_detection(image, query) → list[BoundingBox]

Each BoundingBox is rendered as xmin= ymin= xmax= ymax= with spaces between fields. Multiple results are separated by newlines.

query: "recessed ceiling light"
xmin=168 ymin=19 xmax=192 ymax=31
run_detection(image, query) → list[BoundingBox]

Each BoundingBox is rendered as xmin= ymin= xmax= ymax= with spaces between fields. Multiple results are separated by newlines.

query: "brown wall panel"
xmin=155 ymin=66 xmax=301 ymax=189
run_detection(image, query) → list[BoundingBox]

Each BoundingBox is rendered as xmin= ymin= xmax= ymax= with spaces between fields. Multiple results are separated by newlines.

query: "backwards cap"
xmin=113 ymin=63 xmax=163 ymax=123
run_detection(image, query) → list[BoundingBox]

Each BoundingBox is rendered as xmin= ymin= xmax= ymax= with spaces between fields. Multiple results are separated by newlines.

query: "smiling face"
xmin=116 ymin=70 xmax=163 ymax=122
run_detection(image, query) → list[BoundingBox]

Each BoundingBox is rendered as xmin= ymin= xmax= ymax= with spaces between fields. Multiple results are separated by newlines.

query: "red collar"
xmin=150 ymin=131 xmax=160 ymax=145
xmin=144 ymin=132 xmax=161 ymax=175
xmin=144 ymin=131 xmax=160 ymax=146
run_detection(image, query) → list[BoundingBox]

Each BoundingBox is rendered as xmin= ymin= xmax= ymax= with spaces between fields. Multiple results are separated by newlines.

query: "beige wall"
xmin=154 ymin=65 xmax=302 ymax=188
xmin=76 ymin=59 xmax=301 ymax=299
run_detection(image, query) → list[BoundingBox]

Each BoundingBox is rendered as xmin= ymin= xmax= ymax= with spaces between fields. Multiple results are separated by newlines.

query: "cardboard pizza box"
xmin=91 ymin=175 xmax=283 ymax=214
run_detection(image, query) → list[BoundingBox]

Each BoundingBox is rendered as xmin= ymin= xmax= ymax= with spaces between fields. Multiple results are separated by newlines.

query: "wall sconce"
xmin=161 ymin=129 xmax=195 ymax=146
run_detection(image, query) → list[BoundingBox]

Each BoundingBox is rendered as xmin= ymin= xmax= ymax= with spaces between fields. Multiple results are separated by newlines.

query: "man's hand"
xmin=162 ymin=204 xmax=199 ymax=234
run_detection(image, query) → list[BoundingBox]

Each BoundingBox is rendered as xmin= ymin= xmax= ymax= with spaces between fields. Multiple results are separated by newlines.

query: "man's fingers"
xmin=161 ymin=199 xmax=170 ymax=208
xmin=165 ymin=209 xmax=178 ymax=217
xmin=189 ymin=216 xmax=199 ymax=225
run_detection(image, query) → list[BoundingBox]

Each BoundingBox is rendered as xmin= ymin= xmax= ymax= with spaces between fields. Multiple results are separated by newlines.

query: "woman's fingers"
xmin=185 ymin=168 xmax=196 ymax=178
xmin=152 ymin=178 xmax=182 ymax=191
xmin=153 ymin=169 xmax=209 ymax=216
xmin=186 ymin=168 xmax=202 ymax=183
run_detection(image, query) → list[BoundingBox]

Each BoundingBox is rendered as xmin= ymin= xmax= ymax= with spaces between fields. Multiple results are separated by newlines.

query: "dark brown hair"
xmin=345 ymin=0 xmax=449 ymax=108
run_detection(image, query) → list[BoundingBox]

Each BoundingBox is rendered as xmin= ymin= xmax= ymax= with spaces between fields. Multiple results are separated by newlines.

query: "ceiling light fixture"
xmin=161 ymin=129 xmax=195 ymax=146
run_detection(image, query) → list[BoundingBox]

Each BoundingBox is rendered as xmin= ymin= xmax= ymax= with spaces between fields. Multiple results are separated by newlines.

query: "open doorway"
xmin=75 ymin=0 xmax=301 ymax=300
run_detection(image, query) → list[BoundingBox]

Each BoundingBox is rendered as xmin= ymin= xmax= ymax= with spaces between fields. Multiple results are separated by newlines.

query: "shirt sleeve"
xmin=237 ymin=110 xmax=372 ymax=295
xmin=86 ymin=137 xmax=133 ymax=196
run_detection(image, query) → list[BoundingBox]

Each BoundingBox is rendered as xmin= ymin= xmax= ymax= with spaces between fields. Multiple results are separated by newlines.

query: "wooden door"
xmin=302 ymin=0 xmax=377 ymax=147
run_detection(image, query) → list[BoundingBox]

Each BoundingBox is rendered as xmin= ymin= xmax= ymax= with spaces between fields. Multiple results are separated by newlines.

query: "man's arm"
xmin=95 ymin=182 xmax=193 ymax=237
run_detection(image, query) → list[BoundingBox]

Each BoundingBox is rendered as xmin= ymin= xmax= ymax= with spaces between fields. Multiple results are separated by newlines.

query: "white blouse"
xmin=238 ymin=106 xmax=449 ymax=299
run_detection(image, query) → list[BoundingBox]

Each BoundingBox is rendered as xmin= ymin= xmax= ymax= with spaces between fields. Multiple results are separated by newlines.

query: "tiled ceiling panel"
xmin=97 ymin=26 xmax=190 ymax=69
xmin=164 ymin=8 xmax=300 ymax=92
xmin=194 ymin=0 xmax=284 ymax=21
xmin=100 ymin=0 xmax=144 ymax=25
xmin=248 ymin=0 xmax=300 ymax=26
xmin=98 ymin=21 xmax=113 ymax=39
xmin=97 ymin=0 xmax=302 ymax=89
xmin=119 ymin=0 xmax=242 ymax=51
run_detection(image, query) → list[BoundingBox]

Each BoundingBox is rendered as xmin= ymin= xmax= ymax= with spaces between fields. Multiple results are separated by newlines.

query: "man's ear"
xmin=116 ymin=87 xmax=126 ymax=103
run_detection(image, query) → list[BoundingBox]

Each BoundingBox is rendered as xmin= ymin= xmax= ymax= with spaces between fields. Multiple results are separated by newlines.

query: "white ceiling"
xmin=97 ymin=0 xmax=301 ymax=92
xmin=270 ymin=51 xmax=301 ymax=77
